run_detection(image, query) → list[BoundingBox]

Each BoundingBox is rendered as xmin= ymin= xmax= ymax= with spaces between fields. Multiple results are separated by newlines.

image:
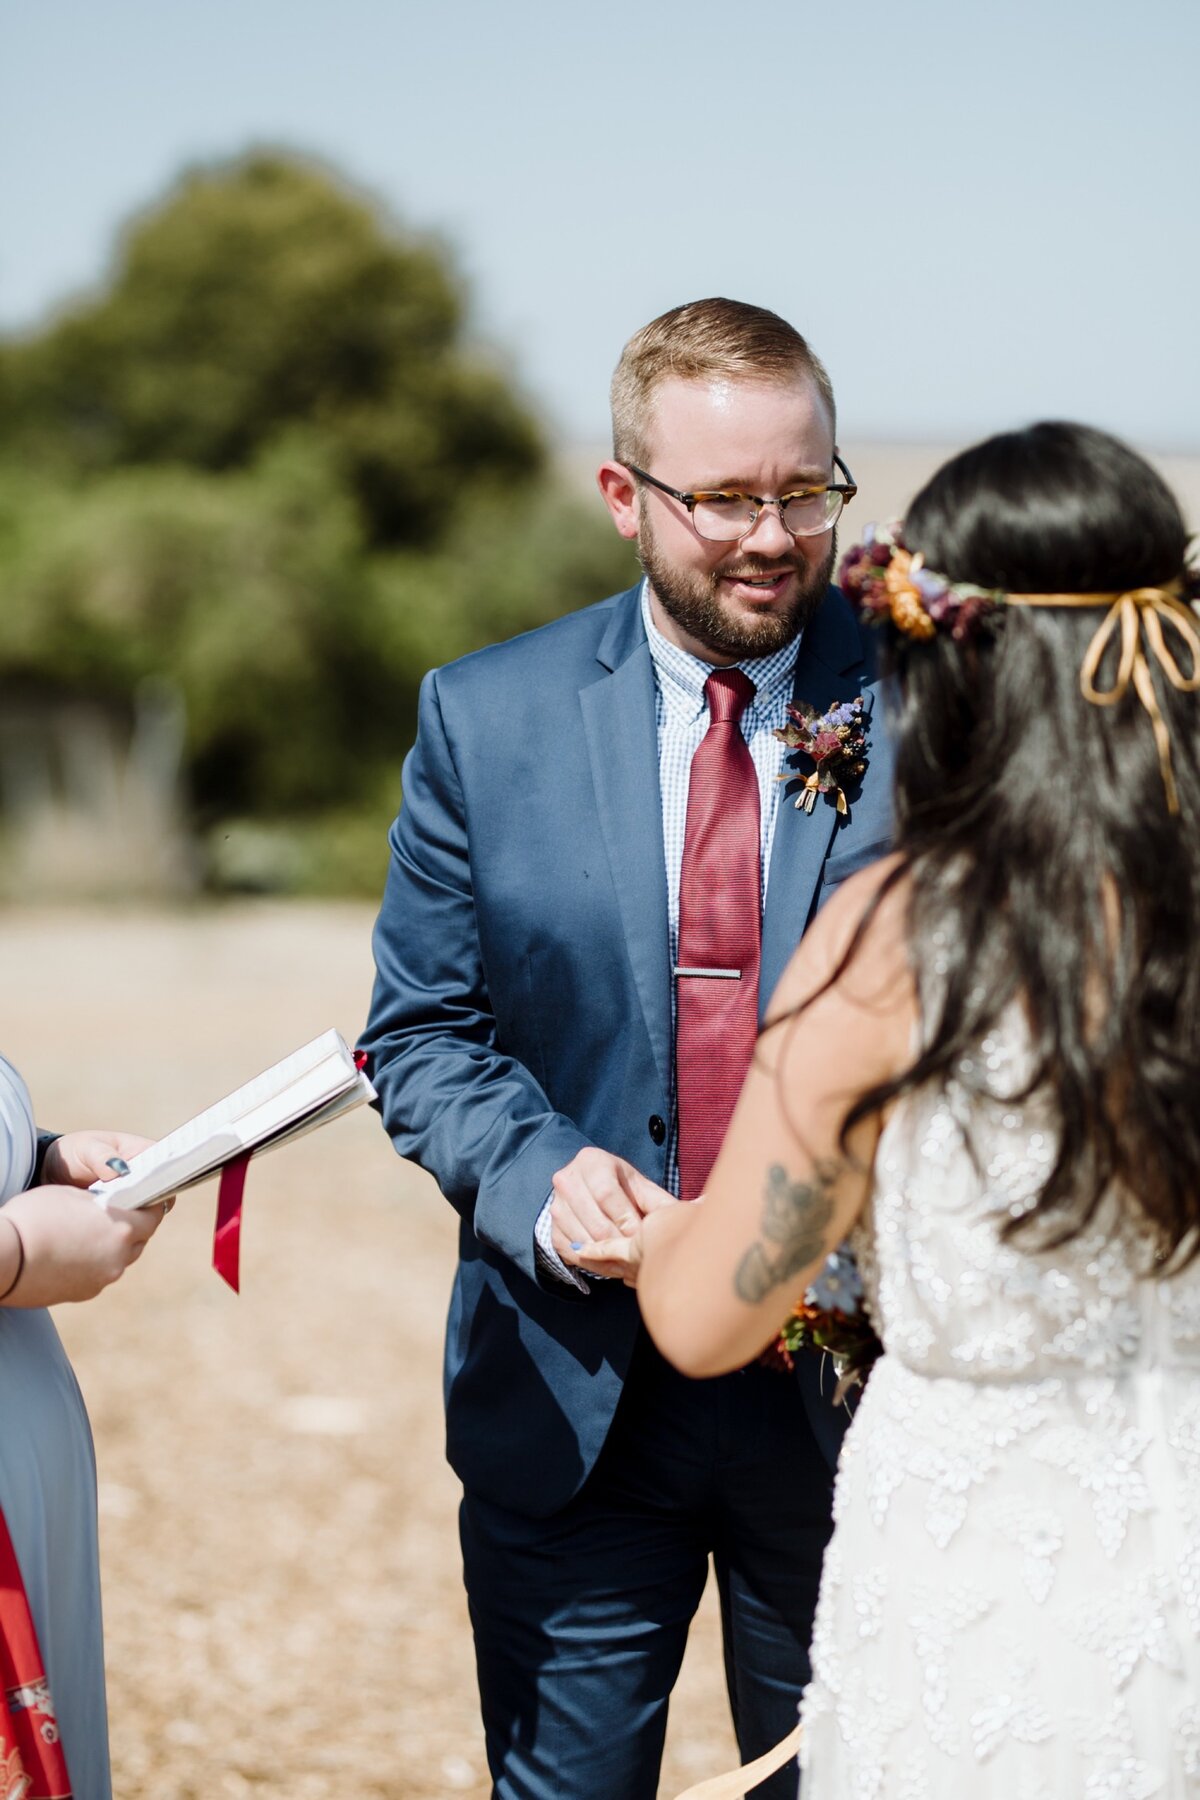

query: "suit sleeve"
xmin=361 ymin=668 xmax=591 ymax=1285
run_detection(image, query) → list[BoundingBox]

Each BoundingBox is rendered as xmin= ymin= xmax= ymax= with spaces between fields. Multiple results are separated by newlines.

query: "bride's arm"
xmin=629 ymin=857 xmax=916 ymax=1377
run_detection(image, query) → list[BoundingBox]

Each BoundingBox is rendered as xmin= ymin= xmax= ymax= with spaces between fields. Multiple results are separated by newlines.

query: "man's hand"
xmin=551 ymin=1149 xmax=677 ymax=1285
xmin=40 ymin=1131 xmax=155 ymax=1189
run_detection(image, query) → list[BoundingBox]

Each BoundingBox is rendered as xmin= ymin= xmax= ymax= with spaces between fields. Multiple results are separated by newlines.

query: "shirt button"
xmin=648 ymin=1115 xmax=666 ymax=1145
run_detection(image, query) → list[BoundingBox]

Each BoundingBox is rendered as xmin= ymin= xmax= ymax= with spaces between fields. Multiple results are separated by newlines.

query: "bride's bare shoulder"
xmin=766 ymin=851 xmax=915 ymax=1030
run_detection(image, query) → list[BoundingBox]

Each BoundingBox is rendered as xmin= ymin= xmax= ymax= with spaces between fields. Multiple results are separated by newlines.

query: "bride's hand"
xmin=572 ymin=1187 xmax=689 ymax=1286
xmin=555 ymin=1160 xmax=678 ymax=1285
xmin=570 ymin=1220 xmax=647 ymax=1286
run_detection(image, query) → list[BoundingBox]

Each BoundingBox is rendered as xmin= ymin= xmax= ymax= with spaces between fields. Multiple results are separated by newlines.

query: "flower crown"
xmin=838 ymin=522 xmax=1200 ymax=814
xmin=838 ymin=520 xmax=1200 ymax=645
xmin=837 ymin=522 xmax=1004 ymax=643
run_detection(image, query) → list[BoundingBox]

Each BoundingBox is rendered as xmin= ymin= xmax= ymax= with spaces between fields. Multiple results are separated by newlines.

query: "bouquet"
xmin=763 ymin=1248 xmax=882 ymax=1403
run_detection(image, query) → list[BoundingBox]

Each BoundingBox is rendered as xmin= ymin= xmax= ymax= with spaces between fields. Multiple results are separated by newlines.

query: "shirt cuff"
xmin=534 ymin=1192 xmax=590 ymax=1293
xmin=32 ymin=1132 xmax=62 ymax=1186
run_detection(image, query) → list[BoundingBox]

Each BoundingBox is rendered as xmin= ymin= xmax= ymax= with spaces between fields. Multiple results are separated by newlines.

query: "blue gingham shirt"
xmin=535 ymin=581 xmax=800 ymax=1283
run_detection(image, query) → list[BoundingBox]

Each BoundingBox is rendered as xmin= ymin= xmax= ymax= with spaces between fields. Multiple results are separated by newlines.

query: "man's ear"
xmin=597 ymin=462 xmax=640 ymax=541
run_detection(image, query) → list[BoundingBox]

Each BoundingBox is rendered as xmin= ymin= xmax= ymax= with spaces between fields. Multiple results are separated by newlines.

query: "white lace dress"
xmin=798 ymin=1021 xmax=1200 ymax=1798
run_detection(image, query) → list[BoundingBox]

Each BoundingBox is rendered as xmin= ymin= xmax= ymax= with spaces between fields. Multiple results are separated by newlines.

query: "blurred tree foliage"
xmin=0 ymin=152 xmax=636 ymax=890
xmin=0 ymin=151 xmax=544 ymax=545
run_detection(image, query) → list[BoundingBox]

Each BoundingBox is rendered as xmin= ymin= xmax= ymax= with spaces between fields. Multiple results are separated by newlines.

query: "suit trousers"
xmin=459 ymin=1332 xmax=836 ymax=1800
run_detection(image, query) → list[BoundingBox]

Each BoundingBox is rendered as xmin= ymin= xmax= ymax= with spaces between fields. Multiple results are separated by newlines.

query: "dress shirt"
xmin=535 ymin=580 xmax=800 ymax=1283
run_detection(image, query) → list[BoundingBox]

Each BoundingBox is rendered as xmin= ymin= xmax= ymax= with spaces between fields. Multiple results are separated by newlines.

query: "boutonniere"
xmin=774 ymin=695 xmax=868 ymax=815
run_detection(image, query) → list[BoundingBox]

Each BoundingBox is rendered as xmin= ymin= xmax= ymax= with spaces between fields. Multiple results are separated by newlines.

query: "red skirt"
xmin=0 ymin=1504 xmax=72 ymax=1798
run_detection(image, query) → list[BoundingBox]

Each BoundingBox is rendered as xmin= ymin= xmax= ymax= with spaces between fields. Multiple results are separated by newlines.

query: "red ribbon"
xmin=209 ymin=1045 xmax=373 ymax=1292
xmin=0 ymin=1505 xmax=73 ymax=1797
xmin=213 ymin=1150 xmax=252 ymax=1293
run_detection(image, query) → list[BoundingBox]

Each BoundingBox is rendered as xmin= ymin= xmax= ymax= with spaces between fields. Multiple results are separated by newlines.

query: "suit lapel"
xmin=580 ymin=585 xmax=871 ymax=1060
xmin=579 ymin=590 xmax=673 ymax=1096
xmin=760 ymin=591 xmax=871 ymax=1014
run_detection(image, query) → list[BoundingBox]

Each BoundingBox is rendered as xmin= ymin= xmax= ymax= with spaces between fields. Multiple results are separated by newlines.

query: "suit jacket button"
xmin=648 ymin=1114 xmax=666 ymax=1145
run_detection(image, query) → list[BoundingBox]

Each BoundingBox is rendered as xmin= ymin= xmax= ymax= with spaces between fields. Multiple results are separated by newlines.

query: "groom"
xmin=363 ymin=298 xmax=893 ymax=1799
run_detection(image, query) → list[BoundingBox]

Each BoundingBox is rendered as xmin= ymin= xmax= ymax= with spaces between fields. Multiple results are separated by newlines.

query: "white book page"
xmin=92 ymin=1029 xmax=367 ymax=1210
xmin=247 ymin=1081 xmax=374 ymax=1157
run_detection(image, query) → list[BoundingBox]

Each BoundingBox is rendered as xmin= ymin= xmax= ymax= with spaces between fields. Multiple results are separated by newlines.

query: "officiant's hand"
xmin=551 ymin=1149 xmax=677 ymax=1284
xmin=0 ymin=1186 xmax=163 ymax=1308
xmin=41 ymin=1130 xmax=155 ymax=1188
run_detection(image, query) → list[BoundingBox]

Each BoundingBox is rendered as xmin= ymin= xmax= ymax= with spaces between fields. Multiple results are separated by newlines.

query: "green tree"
xmin=0 ymin=438 xmax=379 ymax=814
xmin=0 ymin=151 xmax=636 ymax=892
xmin=0 ymin=151 xmax=544 ymax=546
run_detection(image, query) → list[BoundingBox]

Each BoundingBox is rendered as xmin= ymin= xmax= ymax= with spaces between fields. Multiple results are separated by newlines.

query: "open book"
xmin=91 ymin=1029 xmax=376 ymax=1211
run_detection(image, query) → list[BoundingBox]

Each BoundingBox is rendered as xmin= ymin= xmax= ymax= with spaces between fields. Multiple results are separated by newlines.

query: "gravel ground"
xmin=3 ymin=902 xmax=738 ymax=1798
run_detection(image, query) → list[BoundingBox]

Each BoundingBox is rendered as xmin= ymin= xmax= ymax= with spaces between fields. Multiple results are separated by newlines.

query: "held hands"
xmin=551 ymin=1148 xmax=678 ymax=1287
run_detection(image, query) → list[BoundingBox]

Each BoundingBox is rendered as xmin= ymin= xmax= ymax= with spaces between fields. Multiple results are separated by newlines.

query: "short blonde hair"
xmin=610 ymin=297 xmax=836 ymax=465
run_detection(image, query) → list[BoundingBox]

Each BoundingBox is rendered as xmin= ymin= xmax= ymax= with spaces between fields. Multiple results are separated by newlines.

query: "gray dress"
xmin=0 ymin=1055 xmax=111 ymax=1798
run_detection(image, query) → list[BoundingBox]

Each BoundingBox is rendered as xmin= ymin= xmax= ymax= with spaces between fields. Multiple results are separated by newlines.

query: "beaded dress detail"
xmin=798 ymin=1010 xmax=1200 ymax=1799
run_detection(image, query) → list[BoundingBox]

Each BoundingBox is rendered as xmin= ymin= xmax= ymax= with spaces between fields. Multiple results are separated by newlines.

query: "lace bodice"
xmin=853 ymin=1017 xmax=1200 ymax=1385
xmin=799 ymin=1010 xmax=1200 ymax=1798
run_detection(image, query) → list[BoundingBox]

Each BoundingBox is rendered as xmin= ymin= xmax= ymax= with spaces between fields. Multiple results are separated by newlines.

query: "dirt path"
xmin=3 ymin=903 xmax=737 ymax=1798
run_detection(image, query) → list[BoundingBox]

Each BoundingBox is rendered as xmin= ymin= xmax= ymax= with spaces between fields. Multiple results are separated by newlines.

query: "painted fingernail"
xmin=570 ymin=1241 xmax=584 ymax=1251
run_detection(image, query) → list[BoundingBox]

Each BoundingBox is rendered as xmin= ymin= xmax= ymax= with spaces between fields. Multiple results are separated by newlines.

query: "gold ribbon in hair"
xmin=1004 ymin=581 xmax=1200 ymax=814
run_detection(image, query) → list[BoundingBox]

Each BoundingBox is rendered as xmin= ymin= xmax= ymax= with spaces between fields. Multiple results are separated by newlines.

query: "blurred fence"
xmin=0 ymin=683 xmax=196 ymax=901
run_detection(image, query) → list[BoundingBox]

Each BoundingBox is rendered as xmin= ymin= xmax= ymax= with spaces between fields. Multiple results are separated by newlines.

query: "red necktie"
xmin=675 ymin=669 xmax=761 ymax=1201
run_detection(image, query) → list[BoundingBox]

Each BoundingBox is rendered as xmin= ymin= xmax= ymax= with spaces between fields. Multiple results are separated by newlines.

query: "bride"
xmin=581 ymin=421 xmax=1200 ymax=1795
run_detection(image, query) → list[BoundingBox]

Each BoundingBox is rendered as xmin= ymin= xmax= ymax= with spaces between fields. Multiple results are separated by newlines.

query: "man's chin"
xmin=641 ymin=533 xmax=835 ymax=663
xmin=708 ymin=601 xmax=808 ymax=658
xmin=660 ymin=586 xmax=823 ymax=661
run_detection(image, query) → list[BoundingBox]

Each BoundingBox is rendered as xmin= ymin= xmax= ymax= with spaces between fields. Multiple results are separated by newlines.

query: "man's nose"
xmin=739 ymin=504 xmax=793 ymax=556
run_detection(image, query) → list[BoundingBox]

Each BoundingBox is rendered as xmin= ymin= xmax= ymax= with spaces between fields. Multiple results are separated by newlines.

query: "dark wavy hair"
xmin=843 ymin=422 xmax=1200 ymax=1262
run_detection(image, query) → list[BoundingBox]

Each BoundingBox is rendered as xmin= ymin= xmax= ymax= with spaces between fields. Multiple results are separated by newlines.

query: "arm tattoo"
xmin=734 ymin=1160 xmax=841 ymax=1304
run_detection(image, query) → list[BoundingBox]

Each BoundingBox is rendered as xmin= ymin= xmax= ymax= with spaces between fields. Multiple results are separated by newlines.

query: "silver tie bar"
xmin=673 ymin=966 xmax=742 ymax=980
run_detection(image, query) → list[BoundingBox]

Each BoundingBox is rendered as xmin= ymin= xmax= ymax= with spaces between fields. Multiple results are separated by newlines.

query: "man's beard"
xmin=639 ymin=520 xmax=837 ymax=660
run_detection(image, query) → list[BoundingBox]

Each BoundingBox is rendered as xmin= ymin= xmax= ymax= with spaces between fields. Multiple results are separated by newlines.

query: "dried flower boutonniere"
xmin=775 ymin=695 xmax=868 ymax=815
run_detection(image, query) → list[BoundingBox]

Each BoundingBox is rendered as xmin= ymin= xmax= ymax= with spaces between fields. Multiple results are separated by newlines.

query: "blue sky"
xmin=2 ymin=0 xmax=1197 ymax=450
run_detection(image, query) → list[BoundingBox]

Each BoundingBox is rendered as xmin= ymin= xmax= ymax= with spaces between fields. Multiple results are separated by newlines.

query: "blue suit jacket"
xmin=363 ymin=582 xmax=894 ymax=1517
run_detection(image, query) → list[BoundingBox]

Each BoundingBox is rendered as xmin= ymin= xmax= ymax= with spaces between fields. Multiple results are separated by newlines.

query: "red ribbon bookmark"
xmin=213 ymin=1150 xmax=252 ymax=1293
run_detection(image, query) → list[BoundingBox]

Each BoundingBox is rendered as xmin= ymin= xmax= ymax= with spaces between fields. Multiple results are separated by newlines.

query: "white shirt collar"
xmin=639 ymin=579 xmax=799 ymax=721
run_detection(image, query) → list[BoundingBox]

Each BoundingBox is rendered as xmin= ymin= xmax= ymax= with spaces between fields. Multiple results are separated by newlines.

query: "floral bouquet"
xmin=775 ymin=696 xmax=868 ymax=815
xmin=763 ymin=1248 xmax=882 ymax=1403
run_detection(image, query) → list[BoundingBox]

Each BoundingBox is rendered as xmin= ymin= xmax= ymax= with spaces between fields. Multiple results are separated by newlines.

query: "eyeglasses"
xmin=626 ymin=454 xmax=857 ymax=541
